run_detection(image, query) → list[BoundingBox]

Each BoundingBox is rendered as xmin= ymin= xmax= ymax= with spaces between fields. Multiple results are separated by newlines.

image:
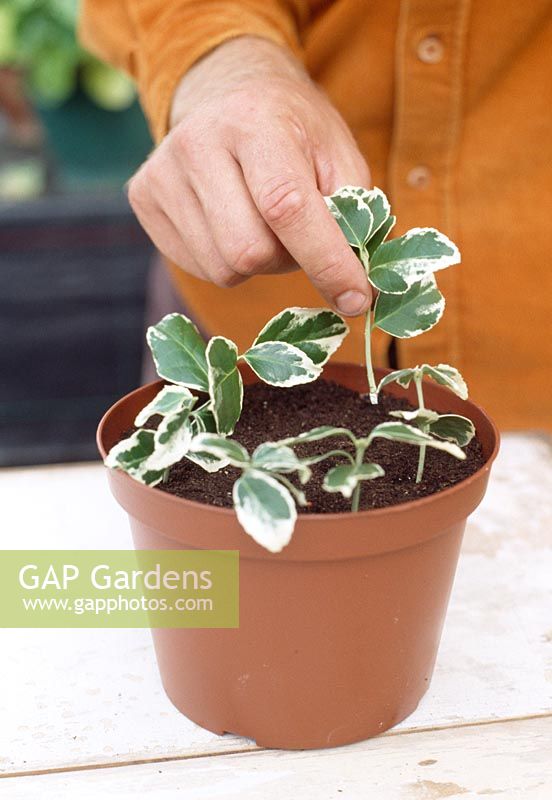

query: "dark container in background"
xmin=0 ymin=191 xmax=152 ymax=466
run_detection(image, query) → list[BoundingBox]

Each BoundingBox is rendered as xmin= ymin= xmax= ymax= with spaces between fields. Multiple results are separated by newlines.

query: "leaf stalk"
xmin=414 ymin=372 xmax=427 ymax=483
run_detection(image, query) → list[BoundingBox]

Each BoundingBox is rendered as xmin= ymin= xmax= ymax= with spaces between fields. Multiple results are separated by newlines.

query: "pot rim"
xmin=97 ymin=365 xmax=500 ymax=523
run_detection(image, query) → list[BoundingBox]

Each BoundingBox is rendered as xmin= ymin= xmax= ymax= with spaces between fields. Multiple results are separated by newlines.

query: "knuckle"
xmin=172 ymin=118 xmax=209 ymax=162
xmin=258 ymin=178 xmax=309 ymax=229
xmin=212 ymin=267 xmax=243 ymax=289
xmin=229 ymin=239 xmax=277 ymax=276
xmin=172 ymin=120 xmax=195 ymax=151
xmin=127 ymin=174 xmax=146 ymax=212
xmin=144 ymin=166 xmax=165 ymax=196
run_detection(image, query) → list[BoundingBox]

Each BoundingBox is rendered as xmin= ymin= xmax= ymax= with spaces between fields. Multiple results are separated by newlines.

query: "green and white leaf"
xmin=147 ymin=313 xmax=209 ymax=391
xmin=389 ymin=408 xmax=440 ymax=426
xmin=189 ymin=434 xmax=250 ymax=468
xmin=373 ymin=276 xmax=444 ymax=338
xmin=369 ymin=227 xmax=460 ymax=294
xmin=242 ymin=341 xmax=321 ymax=386
xmin=252 ymin=307 xmax=349 ymax=366
xmin=421 ymin=364 xmax=469 ymax=400
xmin=364 ymin=187 xmax=392 ymax=240
xmin=105 ymin=429 xmax=155 ymax=470
xmin=366 ymin=215 xmax=396 ymax=260
xmin=323 ymin=462 xmax=385 ymax=499
xmin=377 ymin=364 xmax=469 ymax=400
xmin=192 ymin=405 xmax=218 ymax=434
xmin=325 ymin=189 xmax=374 ymax=248
xmin=368 ymin=421 xmax=465 ymax=460
xmin=206 ymin=336 xmax=243 ymax=435
xmin=134 ymin=385 xmax=196 ymax=426
xmin=146 ymin=410 xmax=195 ymax=471
xmin=233 ymin=469 xmax=297 ymax=553
xmin=186 ymin=448 xmax=230 ymax=473
xmin=104 ymin=430 xmax=164 ymax=486
xmin=279 ymin=425 xmax=357 ymax=447
xmin=138 ymin=469 xmax=167 ymax=487
xmin=428 ymin=414 xmax=475 ymax=447
xmin=376 ymin=368 xmax=417 ymax=393
xmin=251 ymin=442 xmax=311 ymax=484
xmin=325 ymin=186 xmax=394 ymax=258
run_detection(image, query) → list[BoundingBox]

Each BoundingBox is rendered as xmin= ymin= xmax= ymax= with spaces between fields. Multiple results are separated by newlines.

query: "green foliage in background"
xmin=0 ymin=0 xmax=136 ymax=109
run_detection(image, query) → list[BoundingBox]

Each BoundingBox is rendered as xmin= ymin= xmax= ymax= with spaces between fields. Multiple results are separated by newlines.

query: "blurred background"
xmin=0 ymin=0 xmax=155 ymax=466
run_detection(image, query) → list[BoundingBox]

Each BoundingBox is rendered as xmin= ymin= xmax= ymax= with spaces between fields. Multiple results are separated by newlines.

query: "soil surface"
xmin=128 ymin=379 xmax=485 ymax=513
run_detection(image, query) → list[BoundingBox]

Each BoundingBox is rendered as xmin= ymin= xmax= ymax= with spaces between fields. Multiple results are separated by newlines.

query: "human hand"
xmin=128 ymin=36 xmax=372 ymax=316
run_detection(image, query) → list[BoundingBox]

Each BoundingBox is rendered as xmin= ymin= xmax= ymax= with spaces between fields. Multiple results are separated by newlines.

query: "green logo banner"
xmin=0 ymin=551 xmax=239 ymax=628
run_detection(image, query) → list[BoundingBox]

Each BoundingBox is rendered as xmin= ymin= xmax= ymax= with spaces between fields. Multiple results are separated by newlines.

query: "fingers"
xmin=238 ymin=136 xmax=372 ymax=316
xmin=128 ymin=163 xmax=245 ymax=288
xmin=188 ymin=150 xmax=297 ymax=278
xmin=315 ymin=142 xmax=372 ymax=196
xmin=129 ymin=97 xmax=372 ymax=312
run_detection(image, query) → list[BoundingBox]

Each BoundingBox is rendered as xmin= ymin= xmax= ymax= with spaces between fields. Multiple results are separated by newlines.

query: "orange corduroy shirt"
xmin=79 ymin=0 xmax=552 ymax=430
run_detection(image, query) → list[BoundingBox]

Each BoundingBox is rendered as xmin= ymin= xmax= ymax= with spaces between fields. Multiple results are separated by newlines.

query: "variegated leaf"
xmin=242 ymin=341 xmax=321 ymax=386
xmin=428 ymin=414 xmax=475 ymax=447
xmin=134 ymin=385 xmax=196 ymax=427
xmin=366 ymin=214 xmax=396 ymax=259
xmin=138 ymin=469 xmax=167 ymax=487
xmin=325 ymin=186 xmax=393 ymax=254
xmin=147 ymin=313 xmax=209 ymax=391
xmin=279 ymin=425 xmax=356 ymax=447
xmin=206 ymin=336 xmax=243 ymax=435
xmin=325 ymin=189 xmax=374 ymax=248
xmin=146 ymin=410 xmax=195 ymax=471
xmin=389 ymin=408 xmax=440 ymax=426
xmin=363 ymin=187 xmax=392 ymax=239
xmin=192 ymin=405 xmax=218 ymax=434
xmin=367 ymin=421 xmax=465 ymax=460
xmin=233 ymin=469 xmax=297 ymax=553
xmin=186 ymin=449 xmax=230 ymax=473
xmin=373 ymin=276 xmax=444 ymax=338
xmin=189 ymin=433 xmax=249 ymax=468
xmin=323 ymin=462 xmax=385 ymax=499
xmin=377 ymin=363 xmax=469 ymax=400
xmin=105 ymin=429 xmax=154 ymax=470
xmin=421 ymin=364 xmax=469 ymax=400
xmin=252 ymin=307 xmax=348 ymax=366
xmin=376 ymin=368 xmax=417 ymax=393
xmin=251 ymin=442 xmax=311 ymax=484
xmin=104 ymin=430 xmax=165 ymax=486
xmin=369 ymin=227 xmax=461 ymax=294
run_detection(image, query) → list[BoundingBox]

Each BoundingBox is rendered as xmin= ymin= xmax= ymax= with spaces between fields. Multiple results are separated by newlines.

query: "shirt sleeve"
xmin=79 ymin=1 xmax=308 ymax=143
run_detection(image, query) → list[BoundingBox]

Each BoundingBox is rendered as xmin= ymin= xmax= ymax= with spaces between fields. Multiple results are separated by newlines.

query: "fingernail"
xmin=335 ymin=290 xmax=368 ymax=316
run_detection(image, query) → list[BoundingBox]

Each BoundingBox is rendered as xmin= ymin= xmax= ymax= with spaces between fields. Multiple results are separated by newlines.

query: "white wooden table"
xmin=1 ymin=433 xmax=551 ymax=799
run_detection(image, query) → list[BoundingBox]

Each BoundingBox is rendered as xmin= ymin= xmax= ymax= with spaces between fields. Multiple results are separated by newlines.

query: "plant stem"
xmin=304 ymin=449 xmax=356 ymax=467
xmin=415 ymin=444 xmax=427 ymax=484
xmin=414 ymin=373 xmax=426 ymax=484
xmin=273 ymin=474 xmax=308 ymax=507
xmin=414 ymin=373 xmax=425 ymax=410
xmin=350 ymin=443 xmax=366 ymax=513
xmin=364 ymin=310 xmax=378 ymax=403
xmin=351 ymin=484 xmax=361 ymax=513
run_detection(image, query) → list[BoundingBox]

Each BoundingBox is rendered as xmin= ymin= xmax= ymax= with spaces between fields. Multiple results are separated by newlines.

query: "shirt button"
xmin=407 ymin=166 xmax=432 ymax=189
xmin=416 ymin=35 xmax=444 ymax=64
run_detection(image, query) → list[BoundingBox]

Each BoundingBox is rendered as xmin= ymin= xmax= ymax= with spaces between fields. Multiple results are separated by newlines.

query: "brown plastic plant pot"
xmin=97 ymin=362 xmax=499 ymax=750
